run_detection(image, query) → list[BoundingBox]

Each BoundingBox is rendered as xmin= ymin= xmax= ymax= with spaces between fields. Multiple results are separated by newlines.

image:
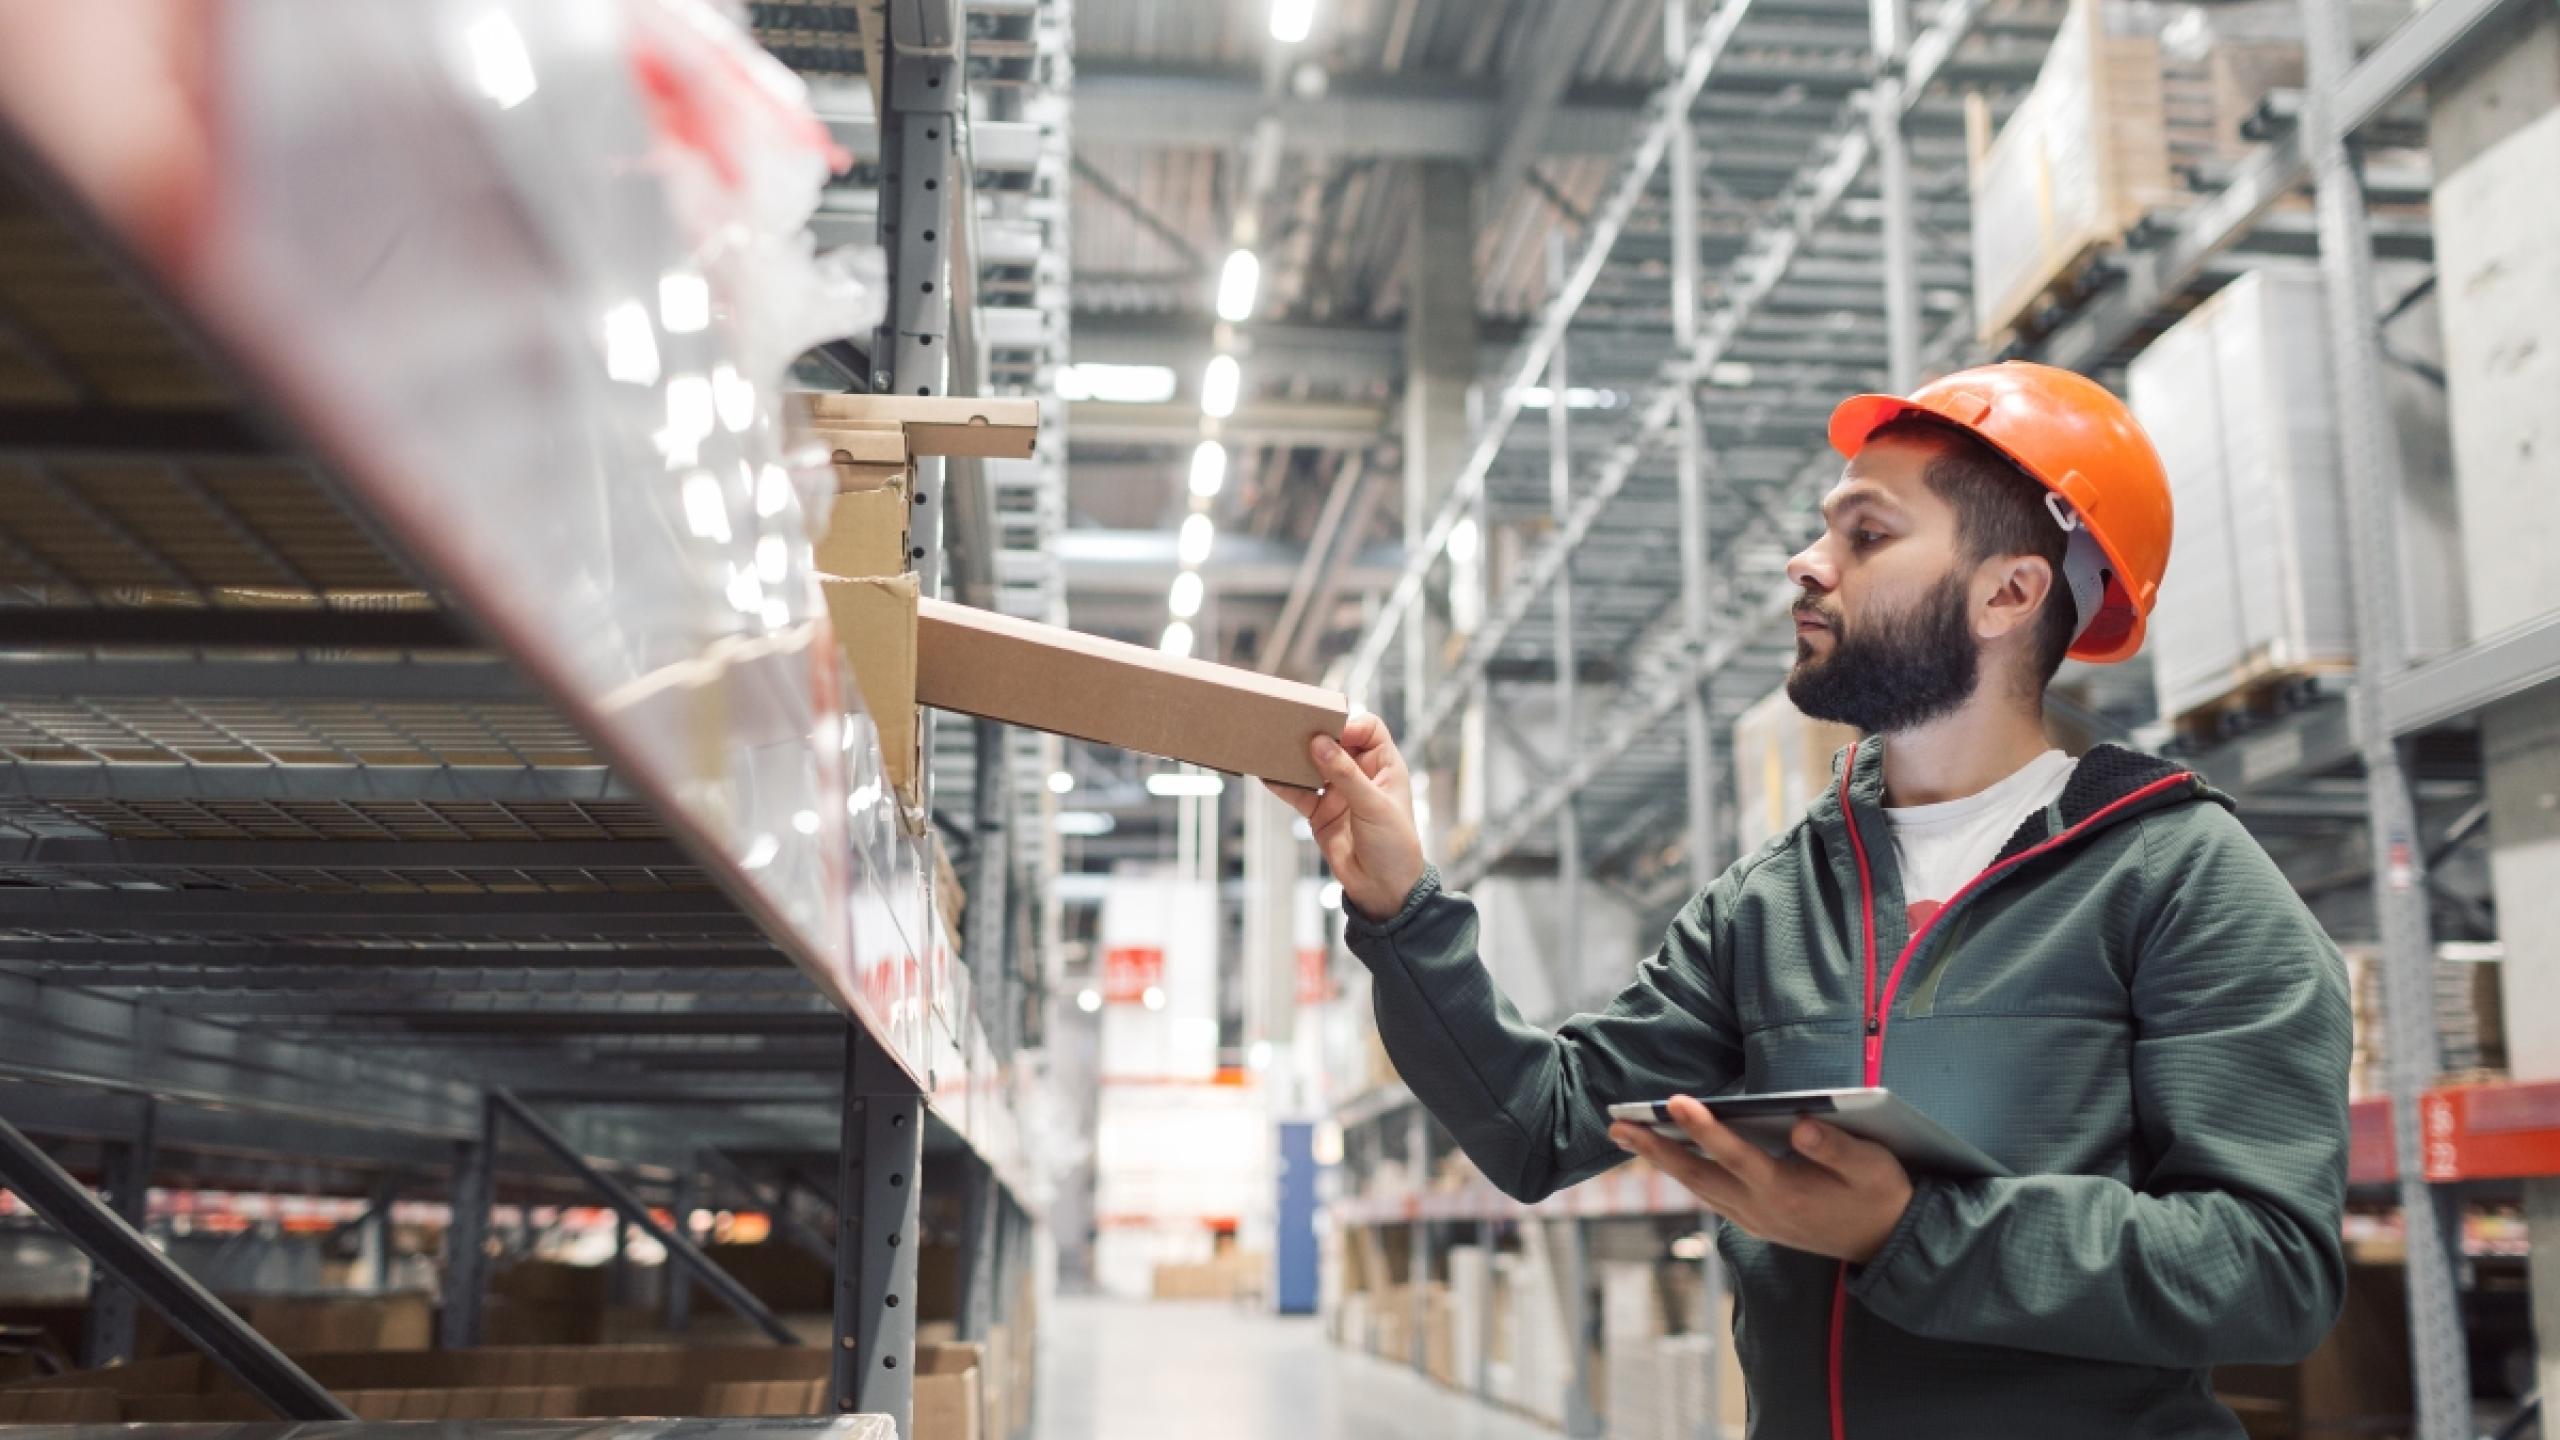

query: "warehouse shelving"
xmin=0 ymin=3 xmax=1067 ymax=1434
xmin=1324 ymin=1 xmax=2560 ymax=1436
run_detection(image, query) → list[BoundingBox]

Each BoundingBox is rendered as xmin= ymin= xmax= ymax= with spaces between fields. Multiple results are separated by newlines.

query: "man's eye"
xmin=1850 ymin=528 xmax=1886 ymax=548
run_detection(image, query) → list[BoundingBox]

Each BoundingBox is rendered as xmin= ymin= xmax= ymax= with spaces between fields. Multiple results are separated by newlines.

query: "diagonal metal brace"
xmin=485 ymin=1090 xmax=800 ymax=1345
xmin=0 ymin=1112 xmax=351 ymax=1420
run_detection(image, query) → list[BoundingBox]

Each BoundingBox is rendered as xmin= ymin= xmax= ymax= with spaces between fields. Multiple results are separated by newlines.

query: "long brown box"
xmin=914 ymin=598 xmax=1349 ymax=788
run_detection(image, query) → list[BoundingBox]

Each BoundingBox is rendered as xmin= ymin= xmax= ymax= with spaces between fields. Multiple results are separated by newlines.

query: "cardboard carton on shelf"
xmin=824 ymin=572 xmax=927 ymax=828
xmin=801 ymin=424 xmax=914 ymax=491
xmin=817 ymin=475 xmax=915 ymax=582
xmin=789 ymin=392 xmax=1041 ymax=460
xmin=914 ymin=1342 xmax=984 ymax=1440
xmin=915 ymin=597 xmax=1349 ymax=789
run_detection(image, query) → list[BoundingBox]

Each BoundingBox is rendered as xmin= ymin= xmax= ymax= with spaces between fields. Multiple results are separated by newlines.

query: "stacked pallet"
xmin=2126 ymin=267 xmax=2465 ymax=732
xmin=1970 ymin=0 xmax=2328 ymax=342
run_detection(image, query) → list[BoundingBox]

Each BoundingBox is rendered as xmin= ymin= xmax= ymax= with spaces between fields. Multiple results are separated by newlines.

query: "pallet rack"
xmin=0 ymin=2 xmax=1070 ymax=1435
xmin=1326 ymin=2 xmax=2560 ymax=1437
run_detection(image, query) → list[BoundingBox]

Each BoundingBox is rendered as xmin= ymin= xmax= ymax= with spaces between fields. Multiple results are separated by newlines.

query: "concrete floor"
xmin=1034 ymin=1294 xmax=1559 ymax=1440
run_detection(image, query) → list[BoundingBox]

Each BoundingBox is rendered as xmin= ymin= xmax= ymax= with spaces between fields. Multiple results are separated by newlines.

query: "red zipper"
xmin=1821 ymin=751 xmax=2196 ymax=1440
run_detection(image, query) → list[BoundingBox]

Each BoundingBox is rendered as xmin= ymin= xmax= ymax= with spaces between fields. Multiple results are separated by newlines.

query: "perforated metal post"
xmin=1869 ymin=0 xmax=1919 ymax=392
xmin=665 ymin=1169 xmax=697 ymax=1335
xmin=2296 ymin=1 xmax=2470 ymax=1434
xmin=835 ymin=1025 xmax=924 ymax=1431
xmin=1555 ymin=1216 xmax=1599 ymax=1438
xmin=439 ymin=1096 xmax=496 ymax=1350
xmin=875 ymin=0 xmax=959 ymax=597
xmin=82 ymin=1097 xmax=154 ymax=1367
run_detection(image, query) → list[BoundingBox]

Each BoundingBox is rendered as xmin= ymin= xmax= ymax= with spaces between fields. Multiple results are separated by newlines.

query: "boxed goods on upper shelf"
xmin=1968 ymin=0 xmax=2334 ymax=342
xmin=2126 ymin=266 xmax=2464 ymax=730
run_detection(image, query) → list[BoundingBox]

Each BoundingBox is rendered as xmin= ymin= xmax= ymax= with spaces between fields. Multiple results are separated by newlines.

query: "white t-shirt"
xmin=1884 ymin=749 xmax=2077 ymax=933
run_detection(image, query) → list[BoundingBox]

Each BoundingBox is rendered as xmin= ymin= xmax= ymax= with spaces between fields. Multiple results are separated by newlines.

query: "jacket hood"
xmin=1813 ymin=737 xmax=2222 ymax=865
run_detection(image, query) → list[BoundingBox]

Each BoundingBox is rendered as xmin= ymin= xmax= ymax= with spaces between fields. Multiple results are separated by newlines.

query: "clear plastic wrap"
xmin=0 ymin=0 xmax=932 ymax=1068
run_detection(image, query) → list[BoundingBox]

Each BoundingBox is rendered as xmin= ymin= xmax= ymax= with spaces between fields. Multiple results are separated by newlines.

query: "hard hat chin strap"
xmin=2043 ymin=492 xmax=2109 ymax=642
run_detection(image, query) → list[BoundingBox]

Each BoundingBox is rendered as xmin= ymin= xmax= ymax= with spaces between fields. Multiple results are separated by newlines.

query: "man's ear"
xmin=1973 ymin=553 xmax=2055 ymax=643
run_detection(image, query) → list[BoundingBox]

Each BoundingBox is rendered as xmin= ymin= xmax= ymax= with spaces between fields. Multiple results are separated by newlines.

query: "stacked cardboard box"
xmin=1422 ymin=1284 xmax=1457 ymax=1389
xmin=2127 ymin=267 xmax=2465 ymax=728
xmin=0 ymin=1345 xmax=842 ymax=1422
xmin=1148 ymin=1249 xmax=1268 ymax=1302
xmin=1601 ymin=1263 xmax=1665 ymax=1440
xmin=2348 ymin=945 xmax=2507 ymax=1096
xmin=914 ymin=1342 xmax=983 ymax=1440
xmin=1968 ymin=0 xmax=2178 ymax=340
xmin=1446 ymin=1245 xmax=1492 ymax=1395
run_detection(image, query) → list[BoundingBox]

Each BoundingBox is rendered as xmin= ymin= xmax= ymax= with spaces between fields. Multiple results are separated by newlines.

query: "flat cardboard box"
xmin=915 ymin=598 xmax=1348 ymax=788
xmin=816 ymin=478 xmax=913 ymax=583
xmin=914 ymin=1342 xmax=983 ymax=1440
xmin=823 ymin=573 xmax=926 ymax=825
xmin=802 ymin=425 xmax=913 ymax=490
xmin=792 ymin=393 xmax=1039 ymax=460
xmin=932 ymin=831 xmax=968 ymax=945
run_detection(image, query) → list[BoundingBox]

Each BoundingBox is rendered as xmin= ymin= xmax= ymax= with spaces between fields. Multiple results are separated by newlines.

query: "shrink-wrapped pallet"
xmin=2126 ymin=267 xmax=2465 ymax=726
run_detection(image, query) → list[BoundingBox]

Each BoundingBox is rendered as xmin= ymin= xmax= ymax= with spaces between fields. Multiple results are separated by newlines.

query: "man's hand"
xmin=1261 ymin=713 xmax=1428 ymax=922
xmin=1609 ymin=1096 xmax=1914 ymax=1264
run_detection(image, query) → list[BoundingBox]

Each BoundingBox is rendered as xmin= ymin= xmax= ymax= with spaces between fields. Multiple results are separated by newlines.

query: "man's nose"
xmin=1786 ymin=536 xmax=1836 ymax=593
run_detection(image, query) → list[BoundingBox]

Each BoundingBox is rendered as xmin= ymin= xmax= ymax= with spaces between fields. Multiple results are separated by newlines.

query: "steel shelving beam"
xmin=1396 ymin=0 xmax=1994 ymax=754
xmin=2383 ymin=610 xmax=2560 ymax=738
xmin=0 ymin=1111 xmax=352 ymax=1420
xmin=1342 ymin=0 xmax=1770 ymax=702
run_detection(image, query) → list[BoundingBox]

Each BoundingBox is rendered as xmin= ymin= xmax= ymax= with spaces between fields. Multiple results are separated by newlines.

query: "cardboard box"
xmin=914 ymin=597 xmax=1349 ymax=788
xmin=815 ymin=476 xmax=914 ymax=581
xmin=803 ymin=425 xmax=913 ymax=490
xmin=824 ymin=573 xmax=926 ymax=824
xmin=791 ymin=393 xmax=1040 ymax=460
xmin=914 ymin=1342 xmax=983 ymax=1440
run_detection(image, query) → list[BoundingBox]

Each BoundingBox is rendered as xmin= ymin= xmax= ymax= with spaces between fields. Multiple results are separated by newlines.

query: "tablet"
xmin=1608 ymin=1088 xmax=2011 ymax=1178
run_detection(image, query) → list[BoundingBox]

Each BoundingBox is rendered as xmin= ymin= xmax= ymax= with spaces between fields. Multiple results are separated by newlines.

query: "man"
xmin=1271 ymin=362 xmax=2350 ymax=1438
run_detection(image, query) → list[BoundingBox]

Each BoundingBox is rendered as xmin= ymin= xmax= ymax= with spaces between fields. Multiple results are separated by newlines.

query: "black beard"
xmin=1784 ymin=571 xmax=1980 ymax=734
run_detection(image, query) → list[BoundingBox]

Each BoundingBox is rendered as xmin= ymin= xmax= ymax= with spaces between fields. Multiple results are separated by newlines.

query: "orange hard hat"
xmin=1827 ymin=361 xmax=2172 ymax=664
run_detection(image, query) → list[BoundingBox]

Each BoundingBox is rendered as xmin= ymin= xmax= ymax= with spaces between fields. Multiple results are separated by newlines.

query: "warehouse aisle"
xmin=1036 ymin=1295 xmax=1556 ymax=1440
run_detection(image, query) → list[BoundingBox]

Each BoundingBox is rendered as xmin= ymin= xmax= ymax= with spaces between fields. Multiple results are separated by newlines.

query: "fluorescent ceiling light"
xmin=1141 ymin=985 xmax=1168 ymax=1011
xmin=658 ymin=270 xmax=710 ymax=335
xmin=1319 ymin=880 xmax=1343 ymax=911
xmin=1517 ymin=385 xmax=1622 ymax=411
xmin=1159 ymin=620 xmax=1196 ymax=659
xmin=1076 ymin=988 xmax=1103 ymax=1013
xmin=1269 ymin=0 xmax=1316 ymax=43
xmin=1146 ymin=772 xmax=1227 ymax=798
xmin=466 ymin=13 xmax=538 ymax=110
xmin=1177 ymin=513 xmax=1215 ymax=567
xmin=1216 ymin=249 xmax=1262 ymax=322
xmin=1188 ymin=439 xmax=1228 ymax=498
xmin=1200 ymin=354 xmax=1241 ymax=418
xmin=1055 ymin=362 xmax=1178 ymax=404
xmin=1169 ymin=570 xmax=1204 ymax=619
xmin=1706 ymin=361 xmax=1757 ymax=388
xmin=1446 ymin=516 xmax=1479 ymax=566
xmin=1047 ymin=770 xmax=1076 ymax=795
xmin=1055 ymin=810 xmax=1116 ymax=837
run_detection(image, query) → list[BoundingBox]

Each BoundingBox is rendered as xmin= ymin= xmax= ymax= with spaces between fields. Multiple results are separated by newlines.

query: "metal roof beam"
xmin=0 ymin=889 xmax=756 ymax=936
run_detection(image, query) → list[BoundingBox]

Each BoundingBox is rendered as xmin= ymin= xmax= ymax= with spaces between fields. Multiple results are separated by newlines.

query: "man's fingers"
xmin=1261 ymin=780 xmax=1321 ymax=819
xmin=1311 ymin=733 xmax=1386 ymax=803
xmin=1791 ymin=1121 xmax=1896 ymax=1184
xmin=1614 ymin=1124 xmax=1745 ymax=1212
xmin=1307 ymin=787 xmax=1354 ymax=832
xmin=1666 ymin=1097 xmax=1778 ymax=1187
xmin=1339 ymin=712 xmax=1384 ymax=750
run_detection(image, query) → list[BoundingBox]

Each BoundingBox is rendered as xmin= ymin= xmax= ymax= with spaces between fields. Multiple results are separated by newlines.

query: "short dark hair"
xmin=1868 ymin=415 xmax=2077 ymax=687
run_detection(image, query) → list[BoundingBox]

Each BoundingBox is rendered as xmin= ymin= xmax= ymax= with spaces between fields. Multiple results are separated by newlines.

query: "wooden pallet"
xmin=2168 ymin=660 xmax=2352 ymax=746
